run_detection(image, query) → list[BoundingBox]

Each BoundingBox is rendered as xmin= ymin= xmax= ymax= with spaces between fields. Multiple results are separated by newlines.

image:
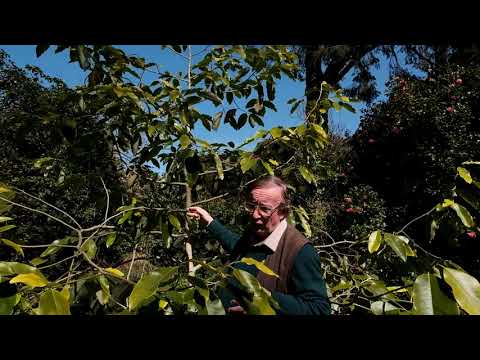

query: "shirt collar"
xmin=253 ymin=219 xmax=288 ymax=252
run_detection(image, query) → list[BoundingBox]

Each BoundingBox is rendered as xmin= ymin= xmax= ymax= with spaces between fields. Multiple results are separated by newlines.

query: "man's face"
xmin=247 ymin=185 xmax=285 ymax=240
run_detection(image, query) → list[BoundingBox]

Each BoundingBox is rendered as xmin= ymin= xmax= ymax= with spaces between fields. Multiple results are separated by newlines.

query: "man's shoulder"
xmin=285 ymin=223 xmax=310 ymax=245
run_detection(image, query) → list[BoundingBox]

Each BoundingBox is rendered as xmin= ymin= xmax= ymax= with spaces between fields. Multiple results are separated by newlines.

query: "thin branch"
xmin=19 ymin=244 xmax=78 ymax=249
xmin=100 ymin=177 xmax=110 ymax=223
xmin=397 ymin=207 xmax=436 ymax=234
xmin=127 ymin=243 xmax=138 ymax=282
xmin=0 ymin=195 xmax=78 ymax=232
xmin=198 ymin=167 xmax=235 ymax=177
xmin=37 ymin=254 xmax=79 ymax=270
xmin=192 ymin=192 xmax=230 ymax=206
xmin=12 ymin=186 xmax=81 ymax=229
xmin=315 ymin=240 xmax=357 ymax=248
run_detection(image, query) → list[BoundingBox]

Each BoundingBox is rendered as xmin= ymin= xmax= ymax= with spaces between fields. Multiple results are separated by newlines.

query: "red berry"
xmin=345 ymin=208 xmax=354 ymax=213
xmin=344 ymin=197 xmax=353 ymax=204
xmin=447 ymin=107 xmax=454 ymax=113
xmin=455 ymin=78 xmax=463 ymax=85
xmin=466 ymin=231 xmax=476 ymax=238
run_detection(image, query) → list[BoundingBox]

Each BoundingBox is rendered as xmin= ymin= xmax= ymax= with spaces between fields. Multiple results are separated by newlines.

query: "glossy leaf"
xmin=161 ymin=216 xmax=171 ymax=248
xmin=451 ymin=203 xmax=475 ymax=227
xmin=168 ymin=214 xmax=181 ymax=231
xmin=368 ymin=231 xmax=382 ymax=253
xmin=40 ymin=237 xmax=71 ymax=258
xmin=457 ymin=167 xmax=473 ymax=184
xmin=128 ymin=267 xmax=178 ymax=311
xmin=241 ymin=257 xmax=279 ymax=278
xmin=30 ymin=257 xmax=47 ymax=267
xmin=232 ymin=269 xmax=276 ymax=315
xmin=0 ymin=293 xmax=20 ymax=315
xmin=0 ymin=224 xmax=16 ymax=233
xmin=1 ymin=238 xmax=24 ymax=256
xmin=34 ymin=289 xmax=70 ymax=315
xmin=105 ymin=268 xmax=124 ymax=278
xmin=10 ymin=272 xmax=48 ymax=288
xmin=105 ymin=232 xmax=117 ymax=248
xmin=206 ymin=298 xmax=226 ymax=315
xmin=384 ymin=233 xmax=416 ymax=262
xmin=0 ymin=262 xmax=39 ymax=276
xmin=412 ymin=273 xmax=459 ymax=315
xmin=0 ymin=217 xmax=13 ymax=223
xmin=443 ymin=267 xmax=480 ymax=315
xmin=370 ymin=301 xmax=401 ymax=315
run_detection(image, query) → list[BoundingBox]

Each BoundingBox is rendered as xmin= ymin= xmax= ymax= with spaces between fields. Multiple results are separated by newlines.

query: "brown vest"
xmin=256 ymin=224 xmax=309 ymax=294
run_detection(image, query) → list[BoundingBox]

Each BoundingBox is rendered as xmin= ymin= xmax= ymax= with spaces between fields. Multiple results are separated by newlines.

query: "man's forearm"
xmin=206 ymin=219 xmax=241 ymax=253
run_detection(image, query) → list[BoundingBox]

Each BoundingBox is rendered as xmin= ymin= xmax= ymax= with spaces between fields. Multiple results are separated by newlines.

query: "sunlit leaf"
xmin=10 ymin=272 xmax=48 ymax=288
xmin=0 ymin=293 xmax=20 ymax=315
xmin=105 ymin=232 xmax=117 ymax=248
xmin=457 ymin=167 xmax=473 ymax=184
xmin=128 ymin=267 xmax=178 ymax=311
xmin=443 ymin=267 xmax=480 ymax=315
xmin=241 ymin=257 xmax=279 ymax=278
xmin=34 ymin=289 xmax=70 ymax=315
xmin=368 ymin=231 xmax=382 ymax=254
xmin=213 ymin=153 xmax=224 ymax=180
xmin=1 ymin=238 xmax=24 ymax=256
xmin=104 ymin=268 xmax=124 ymax=278
xmin=412 ymin=273 xmax=459 ymax=315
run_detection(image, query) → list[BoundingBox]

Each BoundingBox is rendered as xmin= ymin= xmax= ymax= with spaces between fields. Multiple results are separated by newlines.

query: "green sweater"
xmin=207 ymin=219 xmax=331 ymax=315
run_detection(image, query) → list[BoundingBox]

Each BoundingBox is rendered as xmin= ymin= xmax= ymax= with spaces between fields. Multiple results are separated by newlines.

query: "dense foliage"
xmin=1 ymin=45 xmax=479 ymax=316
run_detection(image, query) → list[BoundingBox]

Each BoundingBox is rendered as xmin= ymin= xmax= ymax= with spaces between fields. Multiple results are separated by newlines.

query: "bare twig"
xmin=0 ymin=194 xmax=78 ymax=232
xmin=37 ymin=254 xmax=79 ymax=270
xmin=191 ymin=192 xmax=231 ymax=206
xmin=315 ymin=240 xmax=357 ymax=249
xmin=127 ymin=243 xmax=138 ymax=282
xmin=12 ymin=186 xmax=81 ymax=229
xmin=397 ymin=207 xmax=436 ymax=234
xmin=100 ymin=177 xmax=110 ymax=223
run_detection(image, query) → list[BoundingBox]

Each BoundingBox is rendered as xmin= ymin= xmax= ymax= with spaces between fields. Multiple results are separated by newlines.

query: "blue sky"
xmin=0 ymin=45 xmax=394 ymax=137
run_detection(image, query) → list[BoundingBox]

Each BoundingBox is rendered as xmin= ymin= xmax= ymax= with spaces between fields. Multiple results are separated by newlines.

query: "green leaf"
xmin=384 ymin=233 xmax=416 ymax=262
xmin=0 ymin=217 xmax=13 ymax=223
xmin=412 ymin=273 xmax=459 ymax=315
xmin=295 ymin=207 xmax=312 ymax=238
xmin=34 ymin=289 xmax=70 ymax=315
xmin=179 ymin=134 xmax=192 ymax=149
xmin=81 ymin=238 xmax=97 ymax=260
xmin=241 ymin=257 xmax=279 ymax=278
xmin=311 ymin=124 xmax=328 ymax=142
xmin=161 ymin=216 xmax=171 ymax=249
xmin=240 ymin=153 xmax=257 ymax=174
xmin=457 ymin=167 xmax=473 ymax=184
xmin=104 ymin=268 xmax=124 ymax=278
xmin=237 ymin=113 xmax=248 ymax=129
xmin=213 ymin=112 xmax=223 ymax=130
xmin=232 ymin=269 xmax=276 ymax=315
xmin=30 ymin=257 xmax=47 ymax=267
xmin=128 ymin=267 xmax=178 ymax=311
xmin=40 ymin=237 xmax=72 ymax=258
xmin=96 ymin=275 xmax=110 ymax=305
xmin=0 ymin=293 xmax=20 ymax=315
xmin=0 ymin=262 xmax=39 ymax=276
xmin=451 ymin=203 xmax=475 ymax=227
xmin=261 ymin=160 xmax=274 ymax=176
xmin=105 ymin=232 xmax=117 ymax=248
xmin=10 ymin=272 xmax=48 ymax=288
xmin=0 ymin=238 xmax=24 ymax=256
xmin=270 ymin=127 xmax=282 ymax=139
xmin=299 ymin=166 xmax=315 ymax=184
xmin=263 ymin=100 xmax=277 ymax=111
xmin=168 ymin=214 xmax=182 ymax=231
xmin=206 ymin=298 xmax=226 ymax=315
xmin=430 ymin=219 xmax=439 ymax=241
xmin=213 ymin=153 xmax=224 ymax=180
xmin=368 ymin=231 xmax=383 ymax=254
xmin=77 ymin=45 xmax=89 ymax=70
xmin=35 ymin=45 xmax=50 ymax=58
xmin=443 ymin=267 xmax=480 ymax=315
xmin=0 ymin=224 xmax=16 ymax=233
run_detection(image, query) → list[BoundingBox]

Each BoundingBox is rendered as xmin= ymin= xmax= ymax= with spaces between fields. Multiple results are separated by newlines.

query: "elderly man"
xmin=187 ymin=176 xmax=330 ymax=315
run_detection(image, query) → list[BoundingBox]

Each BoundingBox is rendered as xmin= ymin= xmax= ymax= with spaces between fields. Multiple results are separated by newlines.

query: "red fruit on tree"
xmin=344 ymin=197 xmax=353 ymax=204
xmin=455 ymin=78 xmax=463 ymax=85
xmin=345 ymin=208 xmax=354 ymax=213
xmin=447 ymin=107 xmax=454 ymax=113
xmin=466 ymin=231 xmax=476 ymax=238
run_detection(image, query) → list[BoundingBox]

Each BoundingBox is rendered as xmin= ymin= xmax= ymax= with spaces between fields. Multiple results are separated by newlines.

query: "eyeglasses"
xmin=244 ymin=201 xmax=282 ymax=217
